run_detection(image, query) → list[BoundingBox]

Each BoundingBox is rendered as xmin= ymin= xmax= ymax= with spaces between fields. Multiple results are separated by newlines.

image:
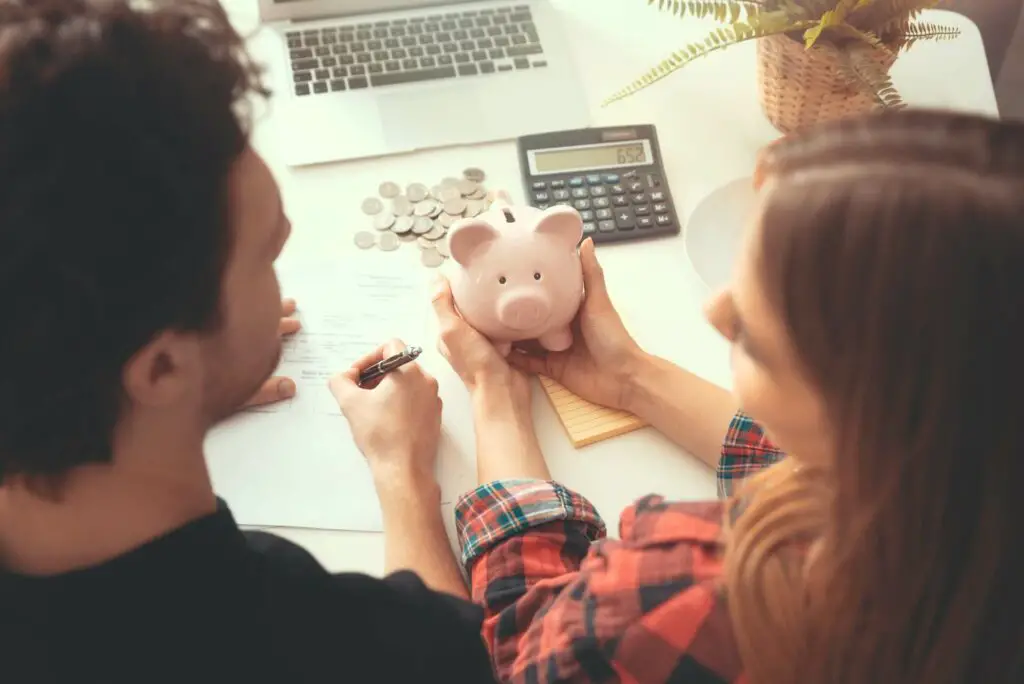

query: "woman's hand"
xmin=240 ymin=298 xmax=301 ymax=409
xmin=508 ymin=238 xmax=645 ymax=411
xmin=328 ymin=338 xmax=443 ymax=487
xmin=431 ymin=276 xmax=532 ymax=409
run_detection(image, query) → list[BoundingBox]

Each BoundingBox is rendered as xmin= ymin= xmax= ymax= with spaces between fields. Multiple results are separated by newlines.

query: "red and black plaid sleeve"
xmin=455 ymin=481 xmax=744 ymax=683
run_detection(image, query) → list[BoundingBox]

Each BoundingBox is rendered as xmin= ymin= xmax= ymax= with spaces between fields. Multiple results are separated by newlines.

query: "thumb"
xmin=430 ymin=276 xmax=460 ymax=327
xmin=579 ymin=238 xmax=611 ymax=309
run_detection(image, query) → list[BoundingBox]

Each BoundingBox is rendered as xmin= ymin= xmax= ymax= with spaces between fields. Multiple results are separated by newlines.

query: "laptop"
xmin=258 ymin=0 xmax=591 ymax=166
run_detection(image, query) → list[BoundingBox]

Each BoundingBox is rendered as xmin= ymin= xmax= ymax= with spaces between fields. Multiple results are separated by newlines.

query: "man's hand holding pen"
xmin=329 ymin=338 xmax=442 ymax=491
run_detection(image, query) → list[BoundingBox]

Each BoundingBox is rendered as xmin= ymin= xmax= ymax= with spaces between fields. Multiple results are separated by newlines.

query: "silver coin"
xmin=457 ymin=179 xmax=478 ymax=197
xmin=354 ymin=231 xmax=376 ymax=249
xmin=406 ymin=183 xmax=429 ymax=203
xmin=391 ymin=196 xmax=414 ymax=216
xmin=423 ymin=224 xmax=447 ymax=240
xmin=420 ymin=247 xmax=445 ymax=268
xmin=434 ymin=235 xmax=450 ymax=258
xmin=399 ymin=232 xmax=418 ymax=242
xmin=373 ymin=212 xmax=396 ymax=231
xmin=463 ymin=167 xmax=486 ymax=183
xmin=429 ymin=185 xmax=444 ymax=200
xmin=438 ymin=212 xmax=458 ymax=229
xmin=378 ymin=231 xmax=400 ymax=251
xmin=464 ymin=200 xmax=484 ymax=217
xmin=440 ymin=186 xmax=461 ymax=202
xmin=417 ymin=236 xmax=437 ymax=250
xmin=469 ymin=187 xmax=488 ymax=200
xmin=361 ymin=197 xmax=384 ymax=215
xmin=378 ymin=181 xmax=401 ymax=199
xmin=413 ymin=199 xmax=436 ymax=217
xmin=443 ymin=197 xmax=467 ymax=215
xmin=429 ymin=202 xmax=444 ymax=218
xmin=392 ymin=215 xmax=415 ymax=234
xmin=411 ymin=218 xmax=432 ymax=236
xmin=412 ymin=216 xmax=433 ymax=235
xmin=440 ymin=176 xmax=460 ymax=187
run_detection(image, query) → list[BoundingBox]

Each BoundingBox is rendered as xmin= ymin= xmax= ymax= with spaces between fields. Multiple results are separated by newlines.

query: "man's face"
xmin=200 ymin=148 xmax=291 ymax=423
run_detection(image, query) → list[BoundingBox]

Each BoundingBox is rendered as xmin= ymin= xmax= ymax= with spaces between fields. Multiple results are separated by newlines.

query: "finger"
xmin=278 ymin=317 xmax=301 ymax=336
xmin=242 ymin=377 xmax=296 ymax=408
xmin=383 ymin=337 xmax=406 ymax=357
xmin=507 ymin=350 xmax=550 ymax=376
xmin=579 ymin=238 xmax=611 ymax=304
xmin=281 ymin=298 xmax=297 ymax=316
xmin=430 ymin=277 xmax=461 ymax=329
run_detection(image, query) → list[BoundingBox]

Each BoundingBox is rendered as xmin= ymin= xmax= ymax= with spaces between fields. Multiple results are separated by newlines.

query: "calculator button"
xmin=637 ymin=216 xmax=654 ymax=229
xmin=648 ymin=174 xmax=662 ymax=187
xmin=595 ymin=208 xmax=613 ymax=220
xmin=592 ymin=197 xmax=610 ymax=208
xmin=534 ymin=191 xmax=550 ymax=202
xmin=612 ymin=195 xmax=629 ymax=207
xmin=532 ymin=181 xmax=546 ymax=190
xmin=650 ymin=191 xmax=666 ymax=202
xmin=632 ymin=193 xmax=647 ymax=204
xmin=550 ymin=179 xmax=566 ymax=189
xmin=589 ymin=186 xmax=607 ymax=197
xmin=569 ymin=177 xmax=585 ymax=187
xmin=615 ymin=210 xmax=635 ymax=229
xmin=537 ymin=203 xmax=550 ymax=210
xmin=574 ymin=199 xmax=591 ymax=210
xmin=586 ymin=174 xmax=602 ymax=185
xmin=653 ymin=202 xmax=669 ymax=213
xmin=552 ymin=189 xmax=570 ymax=201
xmin=555 ymin=200 xmax=573 ymax=207
xmin=603 ymin=174 xmax=620 ymax=183
xmin=579 ymin=210 xmax=594 ymax=221
xmin=655 ymin=214 xmax=672 ymax=226
xmin=635 ymin=204 xmax=651 ymax=216
xmin=627 ymin=181 xmax=644 ymax=192
xmin=571 ymin=187 xmax=589 ymax=199
xmin=582 ymin=222 xmax=596 ymax=234
xmin=610 ymin=184 xmax=625 ymax=195
xmin=598 ymin=219 xmax=617 ymax=232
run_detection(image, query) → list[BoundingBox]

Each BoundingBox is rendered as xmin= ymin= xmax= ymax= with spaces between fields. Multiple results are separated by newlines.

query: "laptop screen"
xmin=260 ymin=0 xmax=496 ymax=25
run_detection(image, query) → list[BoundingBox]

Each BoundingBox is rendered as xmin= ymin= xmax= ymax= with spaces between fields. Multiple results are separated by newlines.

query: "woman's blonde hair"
xmin=723 ymin=110 xmax=1024 ymax=684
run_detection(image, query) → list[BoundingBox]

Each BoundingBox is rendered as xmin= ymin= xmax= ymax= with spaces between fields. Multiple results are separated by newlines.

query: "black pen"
xmin=357 ymin=345 xmax=422 ymax=387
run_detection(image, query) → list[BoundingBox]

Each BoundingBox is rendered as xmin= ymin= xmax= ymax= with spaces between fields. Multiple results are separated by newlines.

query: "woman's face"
xmin=704 ymin=209 xmax=832 ymax=465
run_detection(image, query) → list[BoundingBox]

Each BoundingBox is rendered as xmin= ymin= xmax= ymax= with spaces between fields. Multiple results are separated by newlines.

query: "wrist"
xmin=370 ymin=459 xmax=440 ymax=504
xmin=622 ymin=349 xmax=662 ymax=418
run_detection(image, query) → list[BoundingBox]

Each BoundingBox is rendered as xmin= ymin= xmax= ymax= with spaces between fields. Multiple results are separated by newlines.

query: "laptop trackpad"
xmin=380 ymin=90 xmax=485 ymax=151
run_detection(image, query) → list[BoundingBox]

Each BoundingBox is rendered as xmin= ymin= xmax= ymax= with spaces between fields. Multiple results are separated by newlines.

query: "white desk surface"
xmin=220 ymin=0 xmax=998 ymax=575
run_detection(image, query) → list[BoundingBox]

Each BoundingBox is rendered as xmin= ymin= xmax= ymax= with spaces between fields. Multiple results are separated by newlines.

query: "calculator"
xmin=516 ymin=124 xmax=679 ymax=245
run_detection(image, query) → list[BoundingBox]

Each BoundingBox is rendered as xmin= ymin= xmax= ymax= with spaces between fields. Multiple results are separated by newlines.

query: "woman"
xmin=431 ymin=110 xmax=1023 ymax=684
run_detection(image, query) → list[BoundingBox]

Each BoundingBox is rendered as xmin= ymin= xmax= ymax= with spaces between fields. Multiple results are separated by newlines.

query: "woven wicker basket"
xmin=757 ymin=34 xmax=896 ymax=133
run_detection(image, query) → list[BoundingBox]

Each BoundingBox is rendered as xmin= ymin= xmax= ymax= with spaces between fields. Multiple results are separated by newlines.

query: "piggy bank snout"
xmin=498 ymin=290 xmax=551 ymax=331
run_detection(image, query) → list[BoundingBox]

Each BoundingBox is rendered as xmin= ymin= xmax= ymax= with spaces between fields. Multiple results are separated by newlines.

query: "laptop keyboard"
xmin=286 ymin=5 xmax=546 ymax=96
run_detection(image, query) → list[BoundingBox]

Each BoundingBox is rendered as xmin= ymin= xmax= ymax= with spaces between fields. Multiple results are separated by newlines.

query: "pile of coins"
xmin=355 ymin=168 xmax=492 ymax=268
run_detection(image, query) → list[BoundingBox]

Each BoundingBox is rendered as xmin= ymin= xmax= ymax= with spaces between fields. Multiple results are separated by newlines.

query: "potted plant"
xmin=605 ymin=1 xmax=962 ymax=133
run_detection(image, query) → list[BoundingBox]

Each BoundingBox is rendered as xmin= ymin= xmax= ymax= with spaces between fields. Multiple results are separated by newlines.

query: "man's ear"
xmin=122 ymin=331 xmax=200 ymax=408
xmin=447 ymin=218 xmax=501 ymax=266
xmin=533 ymin=205 xmax=583 ymax=248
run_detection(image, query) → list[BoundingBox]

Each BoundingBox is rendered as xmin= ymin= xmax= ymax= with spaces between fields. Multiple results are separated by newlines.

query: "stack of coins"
xmin=354 ymin=167 xmax=491 ymax=268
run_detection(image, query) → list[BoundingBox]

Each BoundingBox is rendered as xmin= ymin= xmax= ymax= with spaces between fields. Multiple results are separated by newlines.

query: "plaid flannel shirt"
xmin=454 ymin=410 xmax=785 ymax=683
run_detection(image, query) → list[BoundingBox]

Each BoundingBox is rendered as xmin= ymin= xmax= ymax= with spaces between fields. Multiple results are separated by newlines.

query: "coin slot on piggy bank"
xmin=448 ymin=202 xmax=585 ymax=357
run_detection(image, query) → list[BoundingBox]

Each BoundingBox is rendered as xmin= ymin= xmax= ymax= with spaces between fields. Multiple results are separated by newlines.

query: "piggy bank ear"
xmin=448 ymin=219 xmax=501 ymax=266
xmin=533 ymin=205 xmax=583 ymax=247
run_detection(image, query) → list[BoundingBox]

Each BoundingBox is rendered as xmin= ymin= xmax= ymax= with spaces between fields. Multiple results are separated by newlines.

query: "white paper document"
xmin=204 ymin=262 xmax=432 ymax=532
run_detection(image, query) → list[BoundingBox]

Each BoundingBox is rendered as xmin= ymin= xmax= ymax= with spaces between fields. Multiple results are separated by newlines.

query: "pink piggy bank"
xmin=447 ymin=200 xmax=584 ymax=356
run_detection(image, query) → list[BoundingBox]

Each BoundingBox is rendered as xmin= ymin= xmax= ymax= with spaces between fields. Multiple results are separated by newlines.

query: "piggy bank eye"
xmin=533 ymin=272 xmax=542 ymax=281
xmin=498 ymin=276 xmax=507 ymax=285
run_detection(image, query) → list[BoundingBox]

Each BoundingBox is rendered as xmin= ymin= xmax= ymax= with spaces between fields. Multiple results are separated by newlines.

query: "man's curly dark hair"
xmin=0 ymin=0 xmax=269 ymax=482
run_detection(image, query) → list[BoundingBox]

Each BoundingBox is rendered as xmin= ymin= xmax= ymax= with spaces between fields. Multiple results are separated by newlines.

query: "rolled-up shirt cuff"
xmin=454 ymin=478 xmax=606 ymax=569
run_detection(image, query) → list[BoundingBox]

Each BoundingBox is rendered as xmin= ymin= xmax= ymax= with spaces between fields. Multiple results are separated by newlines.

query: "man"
xmin=0 ymin=1 xmax=493 ymax=682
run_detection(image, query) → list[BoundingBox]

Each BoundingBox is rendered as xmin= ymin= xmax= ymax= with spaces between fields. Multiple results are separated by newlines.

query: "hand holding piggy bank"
xmin=446 ymin=196 xmax=584 ymax=356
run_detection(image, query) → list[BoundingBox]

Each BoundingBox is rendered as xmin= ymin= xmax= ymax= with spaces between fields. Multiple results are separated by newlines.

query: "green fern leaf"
xmin=603 ymin=18 xmax=815 ymax=106
xmin=837 ymin=42 xmax=906 ymax=109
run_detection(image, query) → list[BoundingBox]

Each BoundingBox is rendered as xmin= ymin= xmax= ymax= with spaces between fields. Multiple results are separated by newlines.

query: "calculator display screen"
xmin=532 ymin=141 xmax=651 ymax=173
